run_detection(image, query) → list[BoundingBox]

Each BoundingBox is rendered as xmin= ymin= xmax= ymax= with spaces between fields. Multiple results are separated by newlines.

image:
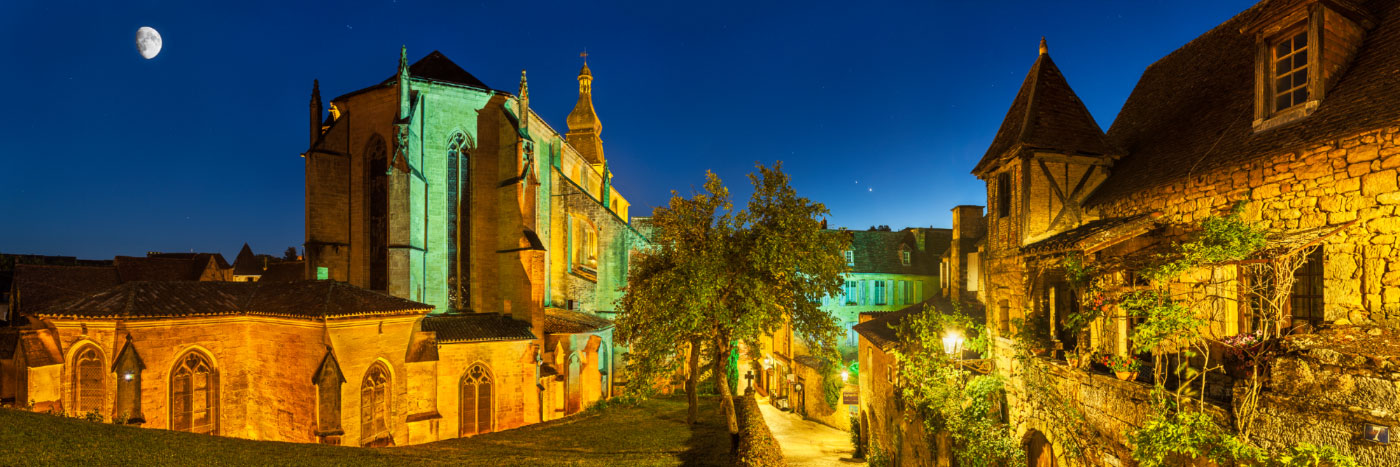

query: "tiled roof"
xmin=845 ymin=229 xmax=949 ymax=276
xmin=421 ymin=313 xmax=536 ymax=344
xmin=232 ymin=244 xmax=262 ymax=276
xmin=853 ymin=294 xmax=984 ymax=351
xmin=544 ymin=307 xmax=614 ymax=334
xmin=259 ymin=261 xmax=305 ymax=282
xmin=1089 ymin=0 xmax=1400 ymax=206
xmin=114 ymin=256 xmax=208 ymax=282
xmin=1021 ymin=214 xmax=1158 ymax=256
xmin=39 ymin=281 xmax=432 ymax=320
xmin=12 ymin=264 xmax=121 ymax=314
xmin=974 ymin=48 xmax=1116 ymax=176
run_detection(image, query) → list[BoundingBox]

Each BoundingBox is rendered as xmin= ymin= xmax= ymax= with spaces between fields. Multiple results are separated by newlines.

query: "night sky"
xmin=1 ymin=0 xmax=1258 ymax=260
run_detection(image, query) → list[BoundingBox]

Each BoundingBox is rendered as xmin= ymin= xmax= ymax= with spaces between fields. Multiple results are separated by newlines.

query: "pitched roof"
xmin=258 ymin=261 xmax=305 ymax=282
xmin=845 ymin=229 xmax=949 ymax=275
xmin=544 ymin=307 xmax=614 ymax=334
xmin=232 ymin=244 xmax=262 ymax=276
xmin=401 ymin=51 xmax=493 ymax=90
xmin=1021 ymin=213 xmax=1158 ymax=256
xmin=1089 ymin=0 xmax=1400 ymax=206
xmin=146 ymin=252 xmax=231 ymax=270
xmin=421 ymin=313 xmax=536 ymax=344
xmin=39 ymin=281 xmax=432 ymax=320
xmin=11 ymin=264 xmax=121 ymax=315
xmin=114 ymin=256 xmax=209 ymax=281
xmin=974 ymin=48 xmax=1116 ymax=176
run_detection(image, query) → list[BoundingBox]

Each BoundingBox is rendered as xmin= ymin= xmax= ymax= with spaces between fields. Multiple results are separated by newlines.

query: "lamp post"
xmin=942 ymin=329 xmax=965 ymax=360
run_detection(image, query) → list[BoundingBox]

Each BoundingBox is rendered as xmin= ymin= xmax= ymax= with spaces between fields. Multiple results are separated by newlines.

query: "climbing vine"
xmin=891 ymin=302 xmax=1024 ymax=466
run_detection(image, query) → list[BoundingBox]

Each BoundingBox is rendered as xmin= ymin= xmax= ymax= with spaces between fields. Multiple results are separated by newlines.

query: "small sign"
xmin=843 ymin=391 xmax=859 ymax=405
xmin=316 ymin=267 xmax=329 ymax=280
xmin=1364 ymin=423 xmax=1390 ymax=444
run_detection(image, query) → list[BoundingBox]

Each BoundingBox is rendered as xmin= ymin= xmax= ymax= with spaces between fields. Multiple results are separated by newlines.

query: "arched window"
xmin=171 ymin=351 xmax=216 ymax=434
xmin=459 ymin=363 xmax=493 ymax=436
xmin=566 ymin=353 xmax=582 ymax=414
xmin=366 ymin=134 xmax=389 ymax=291
xmin=72 ymin=347 xmax=103 ymax=414
xmin=360 ymin=363 xmax=391 ymax=446
xmin=447 ymin=132 xmax=471 ymax=310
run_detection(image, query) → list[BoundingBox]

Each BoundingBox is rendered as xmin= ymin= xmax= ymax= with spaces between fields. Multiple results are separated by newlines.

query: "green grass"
xmin=0 ymin=396 xmax=731 ymax=466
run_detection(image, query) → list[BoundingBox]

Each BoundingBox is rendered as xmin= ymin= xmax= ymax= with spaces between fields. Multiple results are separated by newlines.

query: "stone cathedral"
xmin=2 ymin=48 xmax=647 ymax=447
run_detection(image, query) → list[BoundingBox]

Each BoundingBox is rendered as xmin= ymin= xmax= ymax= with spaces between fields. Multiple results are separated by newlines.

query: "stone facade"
xmin=964 ymin=0 xmax=1400 ymax=463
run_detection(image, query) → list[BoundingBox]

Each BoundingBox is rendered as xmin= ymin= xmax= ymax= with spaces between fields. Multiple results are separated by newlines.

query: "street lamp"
xmin=840 ymin=370 xmax=850 ymax=383
xmin=942 ymin=330 xmax=965 ymax=358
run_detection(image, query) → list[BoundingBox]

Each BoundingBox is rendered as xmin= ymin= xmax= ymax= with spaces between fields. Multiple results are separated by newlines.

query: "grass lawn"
xmin=0 ymin=396 xmax=731 ymax=466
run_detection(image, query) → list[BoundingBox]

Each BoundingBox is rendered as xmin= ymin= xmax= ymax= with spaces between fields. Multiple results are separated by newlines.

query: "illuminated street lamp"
xmin=841 ymin=370 xmax=850 ymax=382
xmin=942 ymin=330 xmax=965 ymax=358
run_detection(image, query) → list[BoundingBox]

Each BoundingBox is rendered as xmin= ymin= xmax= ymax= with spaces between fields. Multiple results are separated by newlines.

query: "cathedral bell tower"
xmin=565 ymin=56 xmax=605 ymax=165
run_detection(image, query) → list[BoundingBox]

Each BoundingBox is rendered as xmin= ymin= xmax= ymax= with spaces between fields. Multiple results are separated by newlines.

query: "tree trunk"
xmin=714 ymin=334 xmax=739 ymax=446
xmin=686 ymin=338 xmax=702 ymax=425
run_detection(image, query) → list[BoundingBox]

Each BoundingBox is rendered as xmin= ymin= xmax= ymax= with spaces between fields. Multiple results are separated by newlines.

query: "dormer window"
xmin=1270 ymin=28 xmax=1309 ymax=112
xmin=844 ymin=250 xmax=854 ymax=267
xmin=900 ymin=250 xmax=911 ymax=266
xmin=1250 ymin=1 xmax=1372 ymax=132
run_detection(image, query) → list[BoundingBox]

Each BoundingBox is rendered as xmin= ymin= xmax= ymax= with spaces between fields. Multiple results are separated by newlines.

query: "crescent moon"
xmin=136 ymin=27 xmax=162 ymax=60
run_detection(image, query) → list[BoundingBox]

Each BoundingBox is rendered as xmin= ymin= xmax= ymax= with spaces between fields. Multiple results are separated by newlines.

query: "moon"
xmin=135 ymin=27 xmax=162 ymax=59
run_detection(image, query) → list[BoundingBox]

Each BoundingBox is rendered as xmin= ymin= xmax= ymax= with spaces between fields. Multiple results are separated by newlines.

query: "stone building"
xmin=824 ymin=228 xmax=949 ymax=346
xmin=971 ymin=0 xmax=1400 ymax=463
xmin=2 ymin=49 xmax=645 ymax=446
xmin=853 ymin=207 xmax=986 ymax=466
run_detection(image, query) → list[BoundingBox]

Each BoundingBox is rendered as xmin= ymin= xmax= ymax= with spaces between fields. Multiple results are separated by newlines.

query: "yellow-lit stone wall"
xmin=433 ymin=339 xmax=537 ymax=438
xmin=1092 ymin=127 xmax=1400 ymax=327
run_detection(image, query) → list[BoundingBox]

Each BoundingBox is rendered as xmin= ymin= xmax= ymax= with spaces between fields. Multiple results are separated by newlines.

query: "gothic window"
xmin=996 ymin=172 xmax=1012 ymax=218
xmin=447 ymin=132 xmax=471 ymax=310
xmin=72 ymin=346 xmax=103 ymax=414
xmin=460 ymin=364 xmax=493 ymax=436
xmin=1291 ymin=248 xmax=1325 ymax=328
xmin=844 ymin=280 xmax=857 ymax=306
xmin=314 ymin=350 xmax=345 ymax=435
xmin=874 ymin=281 xmax=887 ymax=305
xmin=112 ymin=337 xmax=144 ymax=423
xmin=171 ymin=351 xmax=216 ymax=434
xmin=360 ymin=363 xmax=391 ymax=446
xmin=1271 ymin=28 xmax=1309 ymax=113
xmin=366 ymin=134 xmax=390 ymax=291
xmin=570 ymin=216 xmax=599 ymax=277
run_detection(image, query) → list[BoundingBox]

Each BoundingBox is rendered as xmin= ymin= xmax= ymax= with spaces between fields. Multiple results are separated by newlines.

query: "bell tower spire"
xmin=309 ymin=79 xmax=322 ymax=147
xmin=566 ymin=51 xmax=604 ymax=165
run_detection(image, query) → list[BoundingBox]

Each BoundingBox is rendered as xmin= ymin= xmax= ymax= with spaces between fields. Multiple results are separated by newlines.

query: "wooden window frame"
xmin=1253 ymin=4 xmax=1324 ymax=132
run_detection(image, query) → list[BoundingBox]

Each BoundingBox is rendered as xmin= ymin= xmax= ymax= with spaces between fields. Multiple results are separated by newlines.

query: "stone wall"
xmin=1092 ymin=127 xmax=1400 ymax=328
xmin=792 ymin=357 xmax=852 ymax=431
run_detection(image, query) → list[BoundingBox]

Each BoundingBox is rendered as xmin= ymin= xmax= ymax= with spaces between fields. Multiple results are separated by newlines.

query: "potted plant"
xmin=1099 ymin=353 xmax=1141 ymax=381
xmin=1221 ymin=330 xmax=1273 ymax=378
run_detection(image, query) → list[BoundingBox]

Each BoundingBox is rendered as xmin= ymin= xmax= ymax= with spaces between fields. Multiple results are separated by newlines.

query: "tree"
xmin=616 ymin=162 xmax=848 ymax=441
xmin=283 ymin=247 xmax=299 ymax=261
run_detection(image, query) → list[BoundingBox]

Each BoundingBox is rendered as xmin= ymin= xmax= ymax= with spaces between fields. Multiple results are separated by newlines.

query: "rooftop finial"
xmin=1039 ymin=37 xmax=1048 ymax=55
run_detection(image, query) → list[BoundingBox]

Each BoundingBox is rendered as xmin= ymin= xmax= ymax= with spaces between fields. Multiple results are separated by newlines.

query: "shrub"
xmin=850 ymin=414 xmax=865 ymax=459
xmin=733 ymin=395 xmax=785 ymax=467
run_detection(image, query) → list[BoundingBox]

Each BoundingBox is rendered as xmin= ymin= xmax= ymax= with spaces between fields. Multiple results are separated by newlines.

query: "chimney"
xmin=948 ymin=206 xmax=985 ymax=300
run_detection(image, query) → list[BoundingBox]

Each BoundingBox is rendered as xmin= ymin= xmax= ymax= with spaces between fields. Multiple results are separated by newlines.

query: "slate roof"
xmin=1021 ymin=213 xmax=1158 ymax=256
xmin=11 ymin=264 xmax=121 ymax=315
xmin=852 ymin=294 xmax=984 ymax=351
xmin=421 ymin=313 xmax=537 ymax=344
xmin=974 ymin=46 xmax=1116 ymax=176
xmin=400 ymin=50 xmax=494 ymax=90
xmin=844 ymin=229 xmax=949 ymax=276
xmin=259 ymin=261 xmax=306 ymax=282
xmin=114 ymin=256 xmax=209 ymax=282
xmin=544 ymin=307 xmax=614 ymax=334
xmin=1088 ymin=0 xmax=1400 ymax=206
xmin=232 ymin=244 xmax=262 ymax=276
xmin=38 ymin=281 xmax=432 ymax=320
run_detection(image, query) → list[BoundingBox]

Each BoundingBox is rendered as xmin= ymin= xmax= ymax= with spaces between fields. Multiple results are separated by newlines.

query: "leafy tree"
xmin=616 ymin=163 xmax=848 ymax=439
xmin=283 ymin=247 xmax=299 ymax=261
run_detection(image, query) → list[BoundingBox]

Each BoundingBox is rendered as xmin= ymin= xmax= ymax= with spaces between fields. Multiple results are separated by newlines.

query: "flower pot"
xmin=1115 ymin=371 xmax=1138 ymax=381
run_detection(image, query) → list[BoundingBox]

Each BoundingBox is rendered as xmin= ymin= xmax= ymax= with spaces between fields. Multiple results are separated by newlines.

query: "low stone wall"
xmin=1244 ymin=326 xmax=1400 ymax=465
xmin=792 ymin=357 xmax=852 ymax=431
xmin=734 ymin=395 xmax=785 ymax=467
